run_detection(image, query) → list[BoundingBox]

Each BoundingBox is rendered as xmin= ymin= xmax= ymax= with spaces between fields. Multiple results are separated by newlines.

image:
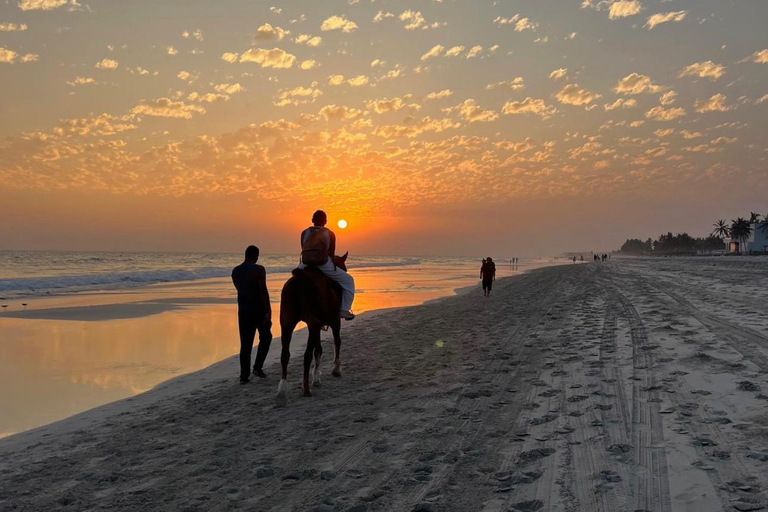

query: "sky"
xmin=0 ymin=0 xmax=766 ymax=257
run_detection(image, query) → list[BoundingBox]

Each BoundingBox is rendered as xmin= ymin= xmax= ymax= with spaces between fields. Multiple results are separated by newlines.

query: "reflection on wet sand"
xmin=0 ymin=262 xmax=534 ymax=436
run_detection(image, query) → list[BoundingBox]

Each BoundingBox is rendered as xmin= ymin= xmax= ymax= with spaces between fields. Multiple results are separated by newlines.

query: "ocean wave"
xmin=0 ymin=258 xmax=421 ymax=298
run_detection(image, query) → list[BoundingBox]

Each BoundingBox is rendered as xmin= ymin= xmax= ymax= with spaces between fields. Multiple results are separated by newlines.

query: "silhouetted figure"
xmin=480 ymin=257 xmax=496 ymax=297
xmin=298 ymin=210 xmax=356 ymax=320
xmin=232 ymin=245 xmax=273 ymax=384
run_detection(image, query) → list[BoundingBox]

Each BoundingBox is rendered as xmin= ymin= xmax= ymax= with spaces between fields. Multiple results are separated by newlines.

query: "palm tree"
xmin=749 ymin=212 xmax=762 ymax=224
xmin=712 ymin=219 xmax=729 ymax=238
xmin=730 ymin=218 xmax=753 ymax=254
xmin=761 ymin=214 xmax=768 ymax=234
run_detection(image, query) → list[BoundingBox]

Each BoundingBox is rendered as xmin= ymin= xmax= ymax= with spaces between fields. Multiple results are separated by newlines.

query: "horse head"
xmin=333 ymin=251 xmax=349 ymax=272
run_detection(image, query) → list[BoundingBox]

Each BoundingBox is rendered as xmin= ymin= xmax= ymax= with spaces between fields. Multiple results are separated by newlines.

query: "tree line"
xmin=619 ymin=212 xmax=768 ymax=256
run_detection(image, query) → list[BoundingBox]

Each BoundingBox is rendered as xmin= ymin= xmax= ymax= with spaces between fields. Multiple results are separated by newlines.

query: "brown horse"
xmin=276 ymin=253 xmax=348 ymax=407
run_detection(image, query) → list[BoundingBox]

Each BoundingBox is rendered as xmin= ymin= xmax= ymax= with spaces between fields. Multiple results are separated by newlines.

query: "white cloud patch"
xmin=678 ymin=61 xmax=726 ymax=80
xmin=486 ymin=77 xmax=524 ymax=90
xmin=18 ymin=0 xmax=73 ymax=11
xmin=645 ymin=105 xmax=686 ymax=121
xmin=420 ymin=44 xmax=444 ymax=61
xmin=645 ymin=11 xmax=686 ymax=30
xmin=502 ymin=98 xmax=557 ymax=118
xmin=131 ymin=98 xmax=206 ymax=119
xmin=294 ymin=34 xmax=322 ymax=47
xmin=494 ymin=15 xmax=538 ymax=32
xmin=603 ymin=98 xmax=637 ymax=111
xmin=659 ymin=91 xmax=677 ymax=105
xmin=255 ymin=23 xmax=289 ymax=41
xmin=609 ymin=1 xmax=642 ymax=19
xmin=318 ymin=104 xmax=365 ymax=121
xmin=555 ymin=84 xmax=602 ymax=106
xmin=95 ymin=58 xmax=119 ymax=70
xmin=321 ymin=16 xmax=358 ymax=33
xmin=744 ymin=49 xmax=768 ymax=64
xmin=274 ymin=84 xmax=323 ymax=107
xmin=444 ymin=46 xmax=465 ymax=57
xmin=0 ymin=23 xmax=28 ymax=32
xmin=346 ymin=75 xmax=369 ymax=87
xmin=446 ymin=99 xmax=498 ymax=123
xmin=549 ymin=68 xmax=568 ymax=80
xmin=695 ymin=93 xmax=733 ymax=113
xmin=239 ymin=47 xmax=296 ymax=68
xmin=425 ymin=89 xmax=453 ymax=100
xmin=67 ymin=76 xmax=95 ymax=86
xmin=614 ymin=73 xmax=663 ymax=94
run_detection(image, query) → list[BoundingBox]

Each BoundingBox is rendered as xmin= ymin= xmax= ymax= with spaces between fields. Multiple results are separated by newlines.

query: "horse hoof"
xmin=332 ymin=370 xmax=341 ymax=377
xmin=275 ymin=392 xmax=287 ymax=408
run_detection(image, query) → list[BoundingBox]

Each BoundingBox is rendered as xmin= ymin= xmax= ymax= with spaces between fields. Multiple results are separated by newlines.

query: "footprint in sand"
xmin=511 ymin=500 xmax=545 ymax=511
xmin=517 ymin=448 xmax=556 ymax=465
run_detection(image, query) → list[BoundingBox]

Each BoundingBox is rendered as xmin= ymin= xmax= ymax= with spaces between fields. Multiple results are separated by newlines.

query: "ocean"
xmin=0 ymin=251 xmax=539 ymax=438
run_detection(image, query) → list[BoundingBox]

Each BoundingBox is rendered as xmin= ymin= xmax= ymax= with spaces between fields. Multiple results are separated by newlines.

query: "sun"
xmin=337 ymin=219 xmax=348 ymax=229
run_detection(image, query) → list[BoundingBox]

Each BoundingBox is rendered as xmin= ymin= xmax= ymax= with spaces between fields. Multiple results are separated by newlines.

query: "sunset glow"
xmin=0 ymin=1 xmax=765 ymax=255
xmin=337 ymin=219 xmax=348 ymax=230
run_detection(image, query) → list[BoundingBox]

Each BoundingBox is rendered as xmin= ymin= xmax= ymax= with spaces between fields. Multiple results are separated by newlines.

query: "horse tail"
xmin=287 ymin=268 xmax=322 ymax=326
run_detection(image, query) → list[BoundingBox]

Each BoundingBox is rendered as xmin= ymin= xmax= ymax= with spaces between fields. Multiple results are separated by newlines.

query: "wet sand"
xmin=3 ymin=259 xmax=768 ymax=511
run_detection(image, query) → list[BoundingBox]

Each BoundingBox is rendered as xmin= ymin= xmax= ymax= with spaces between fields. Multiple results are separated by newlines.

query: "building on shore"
xmin=725 ymin=223 xmax=768 ymax=254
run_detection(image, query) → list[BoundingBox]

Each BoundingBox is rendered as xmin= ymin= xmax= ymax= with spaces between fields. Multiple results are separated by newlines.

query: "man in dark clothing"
xmin=480 ymin=257 xmax=496 ymax=297
xmin=231 ymin=245 xmax=272 ymax=384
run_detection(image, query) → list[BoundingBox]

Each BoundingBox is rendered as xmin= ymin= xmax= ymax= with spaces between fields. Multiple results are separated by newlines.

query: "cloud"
xmin=614 ymin=73 xmax=663 ymax=94
xmin=300 ymin=60 xmax=317 ymax=70
xmin=239 ymin=47 xmax=296 ymax=68
xmin=166 ymin=46 xmax=178 ymax=56
xmin=502 ymin=98 xmax=557 ymax=118
xmin=95 ymin=58 xmax=119 ymax=70
xmin=445 ymin=46 xmax=465 ymax=57
xmin=319 ymin=104 xmax=365 ymax=121
xmin=255 ymin=23 xmax=290 ymax=41
xmin=0 ymin=47 xmax=18 ymax=63
xmin=486 ymin=77 xmax=524 ymax=90
xmin=214 ymin=83 xmax=243 ymax=95
xmin=678 ymin=61 xmax=726 ymax=80
xmin=177 ymin=70 xmax=194 ymax=82
xmin=603 ymin=98 xmax=637 ymax=111
xmin=346 ymin=75 xmax=369 ymax=87
xmin=447 ymin=99 xmax=498 ymax=123
xmin=645 ymin=105 xmax=686 ymax=121
xmin=645 ymin=11 xmax=686 ymax=30
xmin=494 ymin=15 xmax=538 ymax=32
xmin=744 ymin=49 xmax=768 ymax=64
xmin=131 ymin=98 xmax=206 ymax=119
xmin=18 ymin=0 xmax=71 ymax=11
xmin=466 ymin=46 xmax=483 ymax=59
xmin=654 ymin=128 xmax=674 ymax=137
xmin=274 ymin=84 xmax=323 ymax=107
xmin=0 ymin=23 xmax=28 ymax=32
xmin=399 ymin=10 xmax=424 ymax=30
xmin=366 ymin=97 xmax=408 ymax=114
xmin=659 ymin=91 xmax=677 ymax=105
xmin=67 ymin=76 xmax=95 ymax=86
xmin=294 ymin=34 xmax=322 ymax=47
xmin=372 ymin=116 xmax=460 ymax=138
xmin=420 ymin=44 xmax=444 ymax=61
xmin=182 ymin=29 xmax=204 ymax=41
xmin=321 ymin=15 xmax=358 ymax=33
xmin=425 ymin=89 xmax=453 ymax=100
xmin=328 ymin=74 xmax=345 ymax=86
xmin=609 ymin=1 xmax=642 ymax=19
xmin=555 ymin=84 xmax=602 ymax=106
xmin=695 ymin=93 xmax=733 ymax=113
xmin=549 ymin=68 xmax=568 ymax=80
xmin=221 ymin=52 xmax=239 ymax=63
xmin=756 ymin=94 xmax=768 ymax=105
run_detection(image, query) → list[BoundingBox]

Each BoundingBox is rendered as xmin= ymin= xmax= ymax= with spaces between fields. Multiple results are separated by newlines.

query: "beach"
xmin=3 ymin=258 xmax=768 ymax=512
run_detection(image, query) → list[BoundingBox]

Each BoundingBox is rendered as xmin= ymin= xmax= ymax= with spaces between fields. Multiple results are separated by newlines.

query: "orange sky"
xmin=0 ymin=0 xmax=766 ymax=256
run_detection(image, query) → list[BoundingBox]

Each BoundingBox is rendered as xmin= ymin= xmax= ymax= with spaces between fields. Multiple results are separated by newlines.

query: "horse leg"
xmin=312 ymin=337 xmax=323 ymax=387
xmin=303 ymin=327 xmax=319 ymax=397
xmin=276 ymin=321 xmax=295 ymax=408
xmin=331 ymin=319 xmax=342 ymax=377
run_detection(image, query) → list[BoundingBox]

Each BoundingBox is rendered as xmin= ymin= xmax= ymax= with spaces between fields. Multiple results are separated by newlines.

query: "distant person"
xmin=480 ymin=257 xmax=496 ymax=297
xmin=573 ymin=256 xmax=577 ymax=264
xmin=231 ymin=245 xmax=273 ymax=384
xmin=299 ymin=210 xmax=356 ymax=320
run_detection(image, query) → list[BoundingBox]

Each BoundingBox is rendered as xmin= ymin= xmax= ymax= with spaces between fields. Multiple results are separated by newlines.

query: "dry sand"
xmin=2 ymin=259 xmax=768 ymax=512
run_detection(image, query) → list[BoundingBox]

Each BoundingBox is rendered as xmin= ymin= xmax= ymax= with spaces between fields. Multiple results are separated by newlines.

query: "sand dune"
xmin=2 ymin=259 xmax=768 ymax=511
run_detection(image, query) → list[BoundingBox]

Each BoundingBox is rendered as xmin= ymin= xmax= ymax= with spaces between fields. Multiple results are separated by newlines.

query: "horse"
xmin=276 ymin=252 xmax=348 ymax=407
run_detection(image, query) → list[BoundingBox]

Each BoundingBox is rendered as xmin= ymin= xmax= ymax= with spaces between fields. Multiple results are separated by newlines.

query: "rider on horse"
xmin=298 ymin=210 xmax=356 ymax=320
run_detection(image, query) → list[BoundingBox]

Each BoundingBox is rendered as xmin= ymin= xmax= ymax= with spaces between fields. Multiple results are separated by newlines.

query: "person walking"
xmin=232 ymin=245 xmax=273 ymax=384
